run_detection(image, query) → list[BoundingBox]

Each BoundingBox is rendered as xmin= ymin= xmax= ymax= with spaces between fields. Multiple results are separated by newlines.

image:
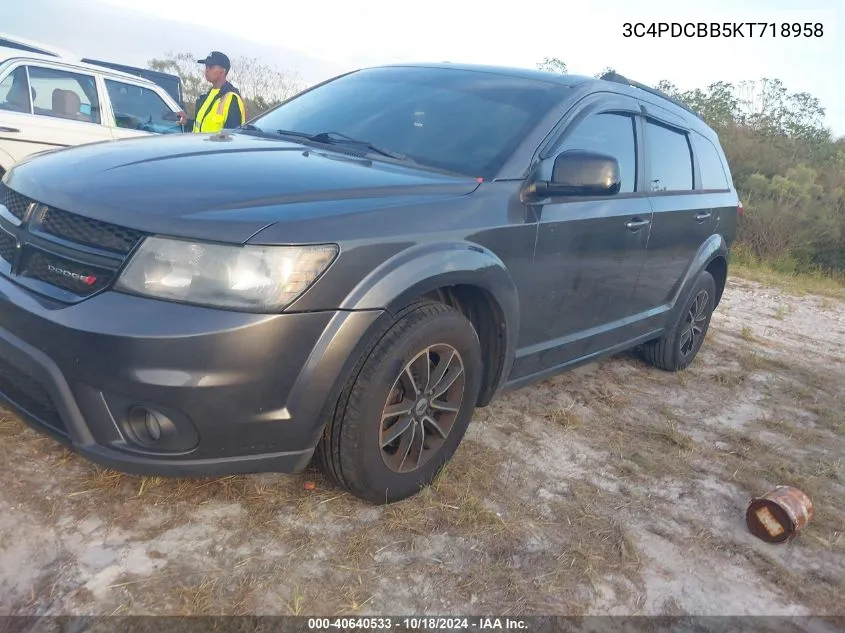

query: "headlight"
xmin=115 ymin=237 xmax=338 ymax=311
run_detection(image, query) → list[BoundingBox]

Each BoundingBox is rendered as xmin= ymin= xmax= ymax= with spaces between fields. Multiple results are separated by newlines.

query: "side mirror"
xmin=534 ymin=150 xmax=622 ymax=198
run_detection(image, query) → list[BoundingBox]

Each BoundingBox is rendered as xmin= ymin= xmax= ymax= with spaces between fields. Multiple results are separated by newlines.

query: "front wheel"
xmin=641 ymin=270 xmax=716 ymax=372
xmin=316 ymin=300 xmax=483 ymax=504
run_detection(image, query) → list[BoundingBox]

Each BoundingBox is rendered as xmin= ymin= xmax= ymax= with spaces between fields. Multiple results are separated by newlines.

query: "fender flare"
xmin=341 ymin=241 xmax=520 ymax=391
xmin=284 ymin=242 xmax=522 ymax=449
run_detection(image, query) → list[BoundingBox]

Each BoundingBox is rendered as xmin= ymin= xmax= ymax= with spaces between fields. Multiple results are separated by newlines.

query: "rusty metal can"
xmin=746 ymin=485 xmax=814 ymax=543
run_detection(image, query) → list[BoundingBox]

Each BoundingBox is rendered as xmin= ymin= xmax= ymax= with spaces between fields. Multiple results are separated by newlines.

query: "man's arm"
xmin=223 ymin=93 xmax=246 ymax=129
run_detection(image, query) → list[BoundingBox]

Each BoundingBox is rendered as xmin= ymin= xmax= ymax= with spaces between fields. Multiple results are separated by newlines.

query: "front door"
xmin=512 ymin=97 xmax=652 ymax=380
xmin=0 ymin=63 xmax=113 ymax=164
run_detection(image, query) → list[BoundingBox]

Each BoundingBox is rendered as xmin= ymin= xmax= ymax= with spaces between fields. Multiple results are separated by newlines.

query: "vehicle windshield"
xmin=247 ymin=66 xmax=564 ymax=179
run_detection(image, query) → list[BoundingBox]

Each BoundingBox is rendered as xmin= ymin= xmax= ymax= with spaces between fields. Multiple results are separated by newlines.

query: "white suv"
xmin=0 ymin=41 xmax=184 ymax=176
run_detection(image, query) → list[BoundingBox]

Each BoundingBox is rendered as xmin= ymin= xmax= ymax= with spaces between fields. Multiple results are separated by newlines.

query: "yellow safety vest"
xmin=192 ymin=88 xmax=246 ymax=133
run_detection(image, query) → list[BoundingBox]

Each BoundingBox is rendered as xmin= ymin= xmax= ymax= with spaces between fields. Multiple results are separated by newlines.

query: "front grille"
xmin=0 ymin=183 xmax=33 ymax=221
xmin=0 ymin=228 xmax=15 ymax=263
xmin=40 ymin=207 xmax=144 ymax=255
xmin=0 ymin=184 xmax=146 ymax=301
xmin=0 ymin=356 xmax=65 ymax=434
xmin=20 ymin=250 xmax=113 ymax=295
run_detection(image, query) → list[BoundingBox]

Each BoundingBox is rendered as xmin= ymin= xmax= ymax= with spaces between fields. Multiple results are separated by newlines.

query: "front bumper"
xmin=0 ymin=276 xmax=383 ymax=476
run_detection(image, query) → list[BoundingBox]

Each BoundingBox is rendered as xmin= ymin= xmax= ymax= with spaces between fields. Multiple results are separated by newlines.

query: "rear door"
xmin=0 ymin=62 xmax=113 ymax=163
xmin=512 ymin=93 xmax=653 ymax=379
xmin=636 ymin=103 xmax=716 ymax=315
xmin=102 ymin=77 xmax=184 ymax=139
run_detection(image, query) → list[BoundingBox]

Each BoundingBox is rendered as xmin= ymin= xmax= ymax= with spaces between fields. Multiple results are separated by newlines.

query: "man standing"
xmin=176 ymin=51 xmax=246 ymax=133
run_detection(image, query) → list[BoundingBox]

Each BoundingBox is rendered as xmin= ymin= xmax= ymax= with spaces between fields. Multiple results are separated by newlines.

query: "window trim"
xmin=0 ymin=63 xmax=34 ymax=115
xmin=533 ymin=92 xmax=644 ymax=199
xmin=24 ymin=62 xmax=104 ymax=127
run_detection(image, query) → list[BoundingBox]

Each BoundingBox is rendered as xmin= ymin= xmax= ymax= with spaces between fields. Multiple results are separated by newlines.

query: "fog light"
xmin=145 ymin=411 xmax=162 ymax=441
xmin=127 ymin=406 xmax=176 ymax=447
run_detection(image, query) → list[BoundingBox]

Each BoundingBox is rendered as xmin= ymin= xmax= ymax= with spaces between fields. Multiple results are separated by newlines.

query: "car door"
xmin=635 ymin=103 xmax=716 ymax=317
xmin=511 ymin=94 xmax=653 ymax=380
xmin=0 ymin=63 xmax=113 ymax=163
xmin=102 ymin=77 xmax=184 ymax=139
xmin=0 ymin=65 xmax=39 ymax=167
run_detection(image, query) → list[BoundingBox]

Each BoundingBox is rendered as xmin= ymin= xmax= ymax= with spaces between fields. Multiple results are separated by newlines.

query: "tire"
xmin=641 ymin=270 xmax=716 ymax=372
xmin=315 ymin=300 xmax=483 ymax=504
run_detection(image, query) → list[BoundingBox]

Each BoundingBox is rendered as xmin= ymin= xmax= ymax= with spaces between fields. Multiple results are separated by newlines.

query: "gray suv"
xmin=0 ymin=64 xmax=739 ymax=504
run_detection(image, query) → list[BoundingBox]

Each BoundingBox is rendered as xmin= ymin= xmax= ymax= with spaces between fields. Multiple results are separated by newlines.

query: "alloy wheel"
xmin=679 ymin=289 xmax=710 ymax=358
xmin=379 ymin=344 xmax=466 ymax=473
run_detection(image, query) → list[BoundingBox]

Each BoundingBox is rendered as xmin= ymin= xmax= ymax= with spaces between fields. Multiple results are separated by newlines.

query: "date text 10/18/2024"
xmin=308 ymin=618 xmax=528 ymax=630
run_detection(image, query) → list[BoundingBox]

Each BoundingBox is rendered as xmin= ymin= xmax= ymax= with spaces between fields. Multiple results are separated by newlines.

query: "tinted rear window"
xmin=249 ymin=67 xmax=564 ymax=178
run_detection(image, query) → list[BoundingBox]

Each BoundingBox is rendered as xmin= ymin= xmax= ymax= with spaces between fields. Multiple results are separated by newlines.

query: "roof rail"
xmin=599 ymin=71 xmax=704 ymax=121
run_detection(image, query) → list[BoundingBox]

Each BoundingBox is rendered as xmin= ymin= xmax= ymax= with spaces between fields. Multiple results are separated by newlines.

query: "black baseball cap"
xmin=197 ymin=51 xmax=231 ymax=71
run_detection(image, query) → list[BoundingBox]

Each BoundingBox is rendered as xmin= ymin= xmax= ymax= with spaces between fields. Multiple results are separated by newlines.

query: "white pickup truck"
xmin=0 ymin=35 xmax=184 ymax=177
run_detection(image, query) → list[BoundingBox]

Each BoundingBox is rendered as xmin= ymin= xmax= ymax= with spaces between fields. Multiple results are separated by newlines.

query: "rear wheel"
xmin=316 ymin=300 xmax=483 ymax=504
xmin=641 ymin=270 xmax=716 ymax=372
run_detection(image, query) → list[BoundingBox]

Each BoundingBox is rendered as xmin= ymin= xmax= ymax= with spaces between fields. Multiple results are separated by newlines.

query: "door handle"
xmin=0 ymin=126 xmax=20 ymax=133
xmin=625 ymin=218 xmax=651 ymax=231
xmin=695 ymin=211 xmax=712 ymax=222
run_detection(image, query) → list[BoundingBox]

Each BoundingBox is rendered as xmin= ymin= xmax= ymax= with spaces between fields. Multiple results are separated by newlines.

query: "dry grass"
xmin=752 ymin=417 xmax=828 ymax=445
xmin=543 ymin=403 xmax=582 ymax=430
xmin=713 ymin=425 xmax=845 ymax=546
xmin=712 ymin=371 xmax=747 ymax=387
xmin=730 ymin=264 xmax=845 ymax=299
xmin=549 ymin=482 xmax=641 ymax=603
xmin=1 ymin=278 xmax=844 ymax=617
xmin=773 ymin=304 xmax=791 ymax=320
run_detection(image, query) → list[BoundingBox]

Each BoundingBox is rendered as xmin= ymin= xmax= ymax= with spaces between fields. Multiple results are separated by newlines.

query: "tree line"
xmin=148 ymin=52 xmax=845 ymax=274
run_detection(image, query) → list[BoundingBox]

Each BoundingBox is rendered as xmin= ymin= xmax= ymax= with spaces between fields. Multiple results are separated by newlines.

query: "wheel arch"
xmin=339 ymin=241 xmax=521 ymax=407
xmin=705 ymin=254 xmax=728 ymax=308
xmin=669 ymin=234 xmax=729 ymax=321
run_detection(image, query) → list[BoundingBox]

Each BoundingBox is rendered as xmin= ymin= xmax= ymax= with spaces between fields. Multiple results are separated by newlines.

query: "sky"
xmin=7 ymin=0 xmax=845 ymax=135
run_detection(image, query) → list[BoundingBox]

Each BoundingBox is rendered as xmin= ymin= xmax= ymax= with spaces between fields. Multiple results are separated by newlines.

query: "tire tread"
xmin=316 ymin=300 xmax=466 ymax=502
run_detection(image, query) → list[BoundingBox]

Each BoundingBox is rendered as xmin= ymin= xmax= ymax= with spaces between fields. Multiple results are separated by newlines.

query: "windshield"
xmin=247 ymin=66 xmax=564 ymax=179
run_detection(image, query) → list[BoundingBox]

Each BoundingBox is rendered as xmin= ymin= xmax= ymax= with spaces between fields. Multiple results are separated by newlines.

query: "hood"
xmin=6 ymin=132 xmax=480 ymax=244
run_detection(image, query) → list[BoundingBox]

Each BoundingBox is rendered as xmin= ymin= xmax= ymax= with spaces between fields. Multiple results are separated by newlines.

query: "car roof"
xmin=372 ymin=62 xmax=594 ymax=87
xmin=364 ymin=62 xmax=710 ymax=130
xmin=0 ymin=45 xmax=164 ymax=89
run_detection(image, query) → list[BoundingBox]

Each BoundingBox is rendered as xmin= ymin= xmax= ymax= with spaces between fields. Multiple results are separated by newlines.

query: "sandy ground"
xmin=0 ymin=277 xmax=843 ymax=619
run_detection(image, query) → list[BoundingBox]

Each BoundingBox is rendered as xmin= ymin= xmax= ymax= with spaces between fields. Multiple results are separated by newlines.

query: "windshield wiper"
xmin=241 ymin=126 xmax=414 ymax=164
xmin=308 ymin=131 xmax=410 ymax=162
xmin=238 ymin=124 xmax=311 ymax=140
xmin=275 ymin=128 xmax=322 ymax=141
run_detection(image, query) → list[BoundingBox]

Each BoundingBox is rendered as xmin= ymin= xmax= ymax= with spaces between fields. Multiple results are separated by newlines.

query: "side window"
xmin=0 ymin=67 xmax=32 ymax=114
xmin=559 ymin=113 xmax=637 ymax=193
xmin=645 ymin=120 xmax=693 ymax=192
xmin=105 ymin=79 xmax=180 ymax=134
xmin=691 ymin=133 xmax=729 ymax=190
xmin=27 ymin=66 xmax=101 ymax=124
